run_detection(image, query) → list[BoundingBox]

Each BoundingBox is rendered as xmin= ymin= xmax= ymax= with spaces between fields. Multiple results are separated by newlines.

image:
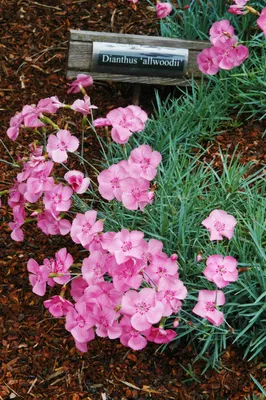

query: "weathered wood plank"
xmin=69 ymin=30 xmax=210 ymax=51
xmin=68 ymin=41 xmax=92 ymax=70
xmin=68 ymin=41 xmax=203 ymax=77
xmin=67 ymin=70 xmax=194 ymax=86
xmin=67 ymin=30 xmax=210 ymax=85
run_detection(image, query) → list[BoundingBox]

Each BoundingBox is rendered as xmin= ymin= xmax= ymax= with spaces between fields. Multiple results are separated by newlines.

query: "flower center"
xmin=82 ymin=222 xmax=92 ymax=234
xmin=136 ymin=301 xmax=150 ymax=315
xmin=121 ymin=241 xmax=132 ymax=252
xmin=131 ymin=188 xmax=141 ymax=200
xmin=157 ymin=266 xmax=167 ymax=277
xmin=216 ymin=264 xmax=226 ymax=275
xmin=110 ymin=177 xmax=120 ymax=189
xmin=140 ymin=158 xmax=150 ymax=171
xmin=58 ymin=140 xmax=68 ymax=151
xmin=76 ymin=315 xmax=85 ymax=328
xmin=214 ymin=221 xmax=225 ymax=233
xmin=205 ymin=301 xmax=215 ymax=312
xmin=53 ymin=193 xmax=62 ymax=204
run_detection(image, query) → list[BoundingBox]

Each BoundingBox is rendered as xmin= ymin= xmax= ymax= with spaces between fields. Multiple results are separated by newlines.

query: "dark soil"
xmin=1 ymin=1 xmax=266 ymax=399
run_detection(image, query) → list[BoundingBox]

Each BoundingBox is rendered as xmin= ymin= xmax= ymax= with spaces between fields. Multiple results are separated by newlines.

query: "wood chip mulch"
xmin=1 ymin=1 xmax=266 ymax=399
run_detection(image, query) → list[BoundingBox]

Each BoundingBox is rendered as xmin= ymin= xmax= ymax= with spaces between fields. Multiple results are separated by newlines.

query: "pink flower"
xmin=145 ymin=254 xmax=178 ymax=285
xmin=104 ymin=229 xmax=144 ymax=265
xmin=128 ymin=145 xmax=162 ymax=181
xmin=71 ymin=95 xmax=97 ymax=115
xmin=141 ymin=238 xmax=164 ymax=264
xmin=157 ymin=277 xmax=187 ymax=316
xmin=120 ymin=177 xmax=153 ymax=211
xmin=7 ymin=112 xmax=23 ymax=141
xmin=9 ymin=204 xmax=25 ymax=242
xmin=82 ymin=251 xmax=108 ymax=284
xmin=44 ymin=296 xmax=73 ymax=318
xmin=107 ymin=106 xmax=147 ymax=144
xmin=212 ymin=40 xmax=248 ymax=71
xmin=192 ymin=290 xmax=225 ymax=326
xmin=22 ymin=104 xmax=45 ymax=128
xmin=8 ymin=180 xmax=26 ymax=209
xmin=97 ymin=163 xmax=128 ymax=201
xmin=43 ymin=184 xmax=73 ymax=213
xmin=197 ymin=47 xmax=220 ymax=75
xmin=37 ymin=96 xmax=63 ymax=114
xmin=51 ymin=248 xmax=73 ymax=285
xmin=47 ymin=130 xmax=79 ymax=163
xmin=146 ymin=327 xmax=177 ymax=344
xmin=196 ymin=254 xmax=203 ymax=262
xmin=27 ymin=258 xmax=49 ymax=296
xmin=257 ymin=8 xmax=266 ymax=36
xmin=67 ymin=74 xmax=93 ymax=94
xmin=65 ymin=302 xmax=95 ymax=343
xmin=71 ymin=277 xmax=89 ymax=302
xmin=201 ymin=209 xmax=237 ymax=241
xmin=203 ymin=254 xmax=238 ymax=288
xmin=92 ymin=305 xmax=122 ymax=339
xmin=121 ymin=288 xmax=164 ymax=331
xmin=209 ymin=20 xmax=235 ymax=46
xmin=228 ymin=0 xmax=249 ymax=14
xmin=230 ymin=45 xmax=249 ymax=67
xmin=228 ymin=5 xmax=245 ymax=15
xmin=64 ymin=170 xmax=90 ymax=194
xmin=93 ymin=118 xmax=112 ymax=127
xmin=37 ymin=210 xmax=71 ymax=236
xmin=120 ymin=316 xmax=148 ymax=350
xmin=156 ymin=2 xmax=173 ymax=19
xmin=25 ymin=161 xmax=54 ymax=198
xmin=111 ymin=259 xmax=143 ymax=292
xmin=70 ymin=210 xmax=104 ymax=248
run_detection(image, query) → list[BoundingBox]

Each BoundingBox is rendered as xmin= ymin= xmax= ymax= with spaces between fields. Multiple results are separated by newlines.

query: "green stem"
xmin=40 ymin=116 xmax=60 ymax=130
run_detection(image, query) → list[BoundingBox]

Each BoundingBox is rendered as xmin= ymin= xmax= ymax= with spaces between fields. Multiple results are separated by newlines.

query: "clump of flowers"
xmin=197 ymin=20 xmax=249 ymax=75
xmin=197 ymin=4 xmax=266 ymax=75
xmin=3 ymin=74 xmax=242 ymax=353
xmin=192 ymin=210 xmax=239 ymax=326
xmin=97 ymin=144 xmax=161 ymax=211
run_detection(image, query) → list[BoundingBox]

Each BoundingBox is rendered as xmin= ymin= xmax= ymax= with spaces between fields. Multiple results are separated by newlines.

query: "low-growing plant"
xmin=1 ymin=75 xmax=265 ymax=367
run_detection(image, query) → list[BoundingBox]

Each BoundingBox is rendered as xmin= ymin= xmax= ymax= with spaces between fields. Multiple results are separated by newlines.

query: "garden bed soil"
xmin=1 ymin=1 xmax=266 ymax=399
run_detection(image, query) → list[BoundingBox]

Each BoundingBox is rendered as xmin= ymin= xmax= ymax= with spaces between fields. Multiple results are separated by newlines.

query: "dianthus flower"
xmin=70 ymin=210 xmax=103 ymax=248
xmin=192 ymin=290 xmax=225 ymax=326
xmin=203 ymin=254 xmax=238 ymax=288
xmin=46 ymin=129 xmax=79 ymax=163
xmin=156 ymin=2 xmax=173 ymax=18
xmin=121 ymin=288 xmax=164 ymax=331
xmin=201 ymin=209 xmax=237 ymax=240
xmin=257 ymin=7 xmax=266 ymax=35
xmin=67 ymin=74 xmax=93 ymax=94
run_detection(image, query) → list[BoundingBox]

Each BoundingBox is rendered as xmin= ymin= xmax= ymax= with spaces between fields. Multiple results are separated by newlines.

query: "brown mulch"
xmin=1 ymin=1 xmax=266 ymax=399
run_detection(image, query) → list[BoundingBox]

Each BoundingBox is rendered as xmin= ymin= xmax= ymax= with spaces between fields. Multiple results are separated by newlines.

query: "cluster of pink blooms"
xmin=228 ymin=1 xmax=266 ymax=36
xmin=27 ymin=228 xmax=187 ymax=351
xmin=228 ymin=0 xmax=266 ymax=37
xmin=198 ymin=3 xmax=266 ymax=75
xmin=197 ymin=20 xmax=249 ymax=75
xmin=7 ymin=136 xmax=94 ymax=241
xmin=94 ymin=105 xmax=148 ymax=144
xmin=98 ymin=144 xmax=162 ymax=211
xmin=192 ymin=210 xmax=238 ymax=326
xmin=5 ymin=72 xmax=152 ymax=240
xmin=4 ymin=73 xmax=243 ymax=353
